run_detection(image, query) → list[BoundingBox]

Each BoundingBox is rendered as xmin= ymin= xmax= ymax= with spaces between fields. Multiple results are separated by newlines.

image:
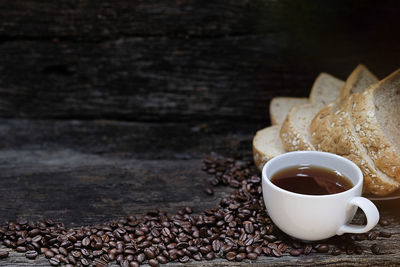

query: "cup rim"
xmin=262 ymin=151 xmax=363 ymax=198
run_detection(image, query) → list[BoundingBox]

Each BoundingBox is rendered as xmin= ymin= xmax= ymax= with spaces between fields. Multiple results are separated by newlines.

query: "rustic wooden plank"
xmin=0 ymin=0 xmax=399 ymax=40
xmin=0 ymin=1 xmax=399 ymax=121
xmin=0 ymin=119 xmax=256 ymax=159
xmin=0 ymin=36 xmax=399 ymax=122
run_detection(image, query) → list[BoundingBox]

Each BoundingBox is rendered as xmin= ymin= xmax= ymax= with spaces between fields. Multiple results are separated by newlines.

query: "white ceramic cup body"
xmin=262 ymin=151 xmax=379 ymax=241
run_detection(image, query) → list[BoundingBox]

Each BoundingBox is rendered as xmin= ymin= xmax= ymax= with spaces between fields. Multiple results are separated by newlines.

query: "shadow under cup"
xmin=261 ymin=151 xmax=379 ymax=241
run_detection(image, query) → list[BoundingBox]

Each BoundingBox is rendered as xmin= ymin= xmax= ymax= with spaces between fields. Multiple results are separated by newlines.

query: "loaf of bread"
xmin=253 ymin=65 xmax=400 ymax=196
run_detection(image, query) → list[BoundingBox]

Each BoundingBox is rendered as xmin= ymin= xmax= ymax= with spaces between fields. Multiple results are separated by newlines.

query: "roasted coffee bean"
xmin=368 ymin=231 xmax=378 ymax=240
xmin=235 ymin=252 xmax=246 ymax=261
xmin=205 ymin=251 xmax=215 ymax=260
xmin=93 ymin=249 xmax=103 ymax=257
xmin=278 ymin=243 xmax=288 ymax=253
xmin=0 ymin=251 xmax=9 ymax=258
xmin=379 ymin=231 xmax=392 ymax=238
xmin=204 ymin=187 xmax=214 ymax=195
xmin=49 ymin=257 xmax=60 ymax=266
xmin=212 ymin=240 xmax=221 ymax=252
xmin=144 ymin=248 xmax=155 ymax=259
xmin=28 ymin=229 xmax=40 ymax=237
xmin=156 ymin=255 xmax=167 ymax=264
xmin=16 ymin=246 xmax=27 ymax=252
xmin=81 ymin=248 xmax=90 ymax=258
xmin=346 ymin=244 xmax=355 ymax=255
xmin=355 ymin=246 xmax=363 ymax=255
xmin=304 ymin=245 xmax=312 ymax=255
xmin=136 ymin=253 xmax=145 ymax=263
xmin=59 ymin=247 xmax=68 ymax=256
xmin=81 ymin=257 xmax=90 ymax=266
xmin=120 ymin=259 xmax=130 ymax=267
xmin=316 ymin=244 xmax=329 ymax=253
xmin=25 ymin=250 xmax=38 ymax=259
xmin=225 ymin=251 xmax=236 ymax=261
xmin=179 ymin=255 xmax=190 ymax=263
xmin=371 ymin=244 xmax=381 ymax=255
xmin=126 ymin=254 xmax=134 ymax=261
xmin=45 ymin=250 xmax=55 ymax=258
xmin=290 ymin=249 xmax=301 ymax=256
xmin=331 ymin=248 xmax=342 ymax=256
xmin=379 ymin=219 xmax=390 ymax=226
xmin=148 ymin=258 xmax=159 ymax=267
xmin=67 ymin=254 xmax=76 ymax=265
xmin=243 ymin=221 xmax=254 ymax=234
xmin=272 ymin=248 xmax=282 ymax=257
xmin=93 ymin=259 xmax=108 ymax=267
xmin=247 ymin=252 xmax=258 ymax=260
xmin=82 ymin=237 xmax=90 ymax=247
xmin=130 ymin=261 xmax=140 ymax=267
xmin=71 ymin=250 xmax=81 ymax=258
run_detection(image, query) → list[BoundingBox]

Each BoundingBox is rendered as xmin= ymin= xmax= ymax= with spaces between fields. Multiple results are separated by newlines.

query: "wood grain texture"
xmin=0 ymin=0 xmax=399 ymax=122
xmin=0 ymin=119 xmax=399 ymax=266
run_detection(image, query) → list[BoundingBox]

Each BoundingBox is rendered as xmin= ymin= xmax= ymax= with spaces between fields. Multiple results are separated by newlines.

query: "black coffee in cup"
xmin=270 ymin=165 xmax=353 ymax=195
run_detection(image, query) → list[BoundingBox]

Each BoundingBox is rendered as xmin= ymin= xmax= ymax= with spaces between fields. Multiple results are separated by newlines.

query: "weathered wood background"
xmin=0 ymin=0 xmax=400 ymax=266
xmin=0 ymin=0 xmax=400 ymax=123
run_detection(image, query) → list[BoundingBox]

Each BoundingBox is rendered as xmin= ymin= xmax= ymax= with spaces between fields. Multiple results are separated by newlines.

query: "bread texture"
xmin=322 ymin=95 xmax=399 ymax=195
xmin=269 ymin=97 xmax=309 ymax=125
xmin=310 ymin=65 xmax=378 ymax=150
xmin=351 ymin=69 xmax=400 ymax=181
xmin=280 ymin=73 xmax=344 ymax=151
xmin=253 ymin=125 xmax=286 ymax=171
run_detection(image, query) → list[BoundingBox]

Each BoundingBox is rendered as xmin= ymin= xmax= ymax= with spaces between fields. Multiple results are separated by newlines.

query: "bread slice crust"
xmin=310 ymin=65 xmax=378 ymax=150
xmin=253 ymin=125 xmax=286 ymax=171
xmin=351 ymin=69 xmax=400 ymax=181
xmin=323 ymin=95 xmax=399 ymax=195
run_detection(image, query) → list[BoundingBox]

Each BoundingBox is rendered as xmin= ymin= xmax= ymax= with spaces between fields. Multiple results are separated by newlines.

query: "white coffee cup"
xmin=262 ymin=151 xmax=379 ymax=241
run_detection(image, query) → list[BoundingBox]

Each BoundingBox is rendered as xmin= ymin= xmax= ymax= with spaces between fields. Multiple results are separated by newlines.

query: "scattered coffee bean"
xmin=45 ymin=250 xmax=55 ymax=258
xmin=316 ymin=244 xmax=329 ymax=253
xmin=0 ymin=251 xmax=9 ymax=258
xmin=379 ymin=231 xmax=392 ymax=238
xmin=204 ymin=187 xmax=214 ymax=195
xmin=368 ymin=231 xmax=378 ymax=240
xmin=290 ymin=249 xmax=301 ymax=256
xmin=149 ymin=258 xmax=159 ymax=267
xmin=235 ymin=252 xmax=246 ymax=261
xmin=179 ymin=255 xmax=190 ymax=263
xmin=0 ymin=156 xmax=393 ymax=267
xmin=371 ymin=244 xmax=381 ymax=255
xmin=226 ymin=251 xmax=236 ymax=261
xmin=130 ymin=261 xmax=140 ymax=267
xmin=379 ymin=219 xmax=390 ymax=226
xmin=247 ymin=252 xmax=258 ymax=260
xmin=25 ymin=250 xmax=38 ymax=259
xmin=49 ymin=257 xmax=60 ymax=266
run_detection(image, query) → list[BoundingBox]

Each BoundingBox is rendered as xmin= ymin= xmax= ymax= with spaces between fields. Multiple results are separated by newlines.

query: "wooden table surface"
xmin=0 ymin=119 xmax=399 ymax=266
xmin=1 ymin=1 xmax=400 ymax=266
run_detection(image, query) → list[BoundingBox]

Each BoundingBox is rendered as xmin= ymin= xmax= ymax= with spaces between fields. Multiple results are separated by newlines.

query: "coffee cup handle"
xmin=336 ymin=197 xmax=379 ymax=235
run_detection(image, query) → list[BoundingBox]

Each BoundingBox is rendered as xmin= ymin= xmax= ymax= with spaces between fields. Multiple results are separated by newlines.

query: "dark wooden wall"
xmin=0 ymin=0 xmax=399 ymax=124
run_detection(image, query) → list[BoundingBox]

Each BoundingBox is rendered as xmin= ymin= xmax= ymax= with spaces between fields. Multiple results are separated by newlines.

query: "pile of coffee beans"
xmin=0 ymin=157 xmax=393 ymax=266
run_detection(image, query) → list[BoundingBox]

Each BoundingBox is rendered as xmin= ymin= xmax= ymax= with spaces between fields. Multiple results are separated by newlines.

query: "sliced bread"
xmin=310 ymin=65 xmax=378 ymax=150
xmin=322 ymin=95 xmax=399 ymax=195
xmin=269 ymin=97 xmax=309 ymax=125
xmin=351 ymin=69 xmax=400 ymax=181
xmin=253 ymin=125 xmax=286 ymax=171
xmin=280 ymin=73 xmax=344 ymax=151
